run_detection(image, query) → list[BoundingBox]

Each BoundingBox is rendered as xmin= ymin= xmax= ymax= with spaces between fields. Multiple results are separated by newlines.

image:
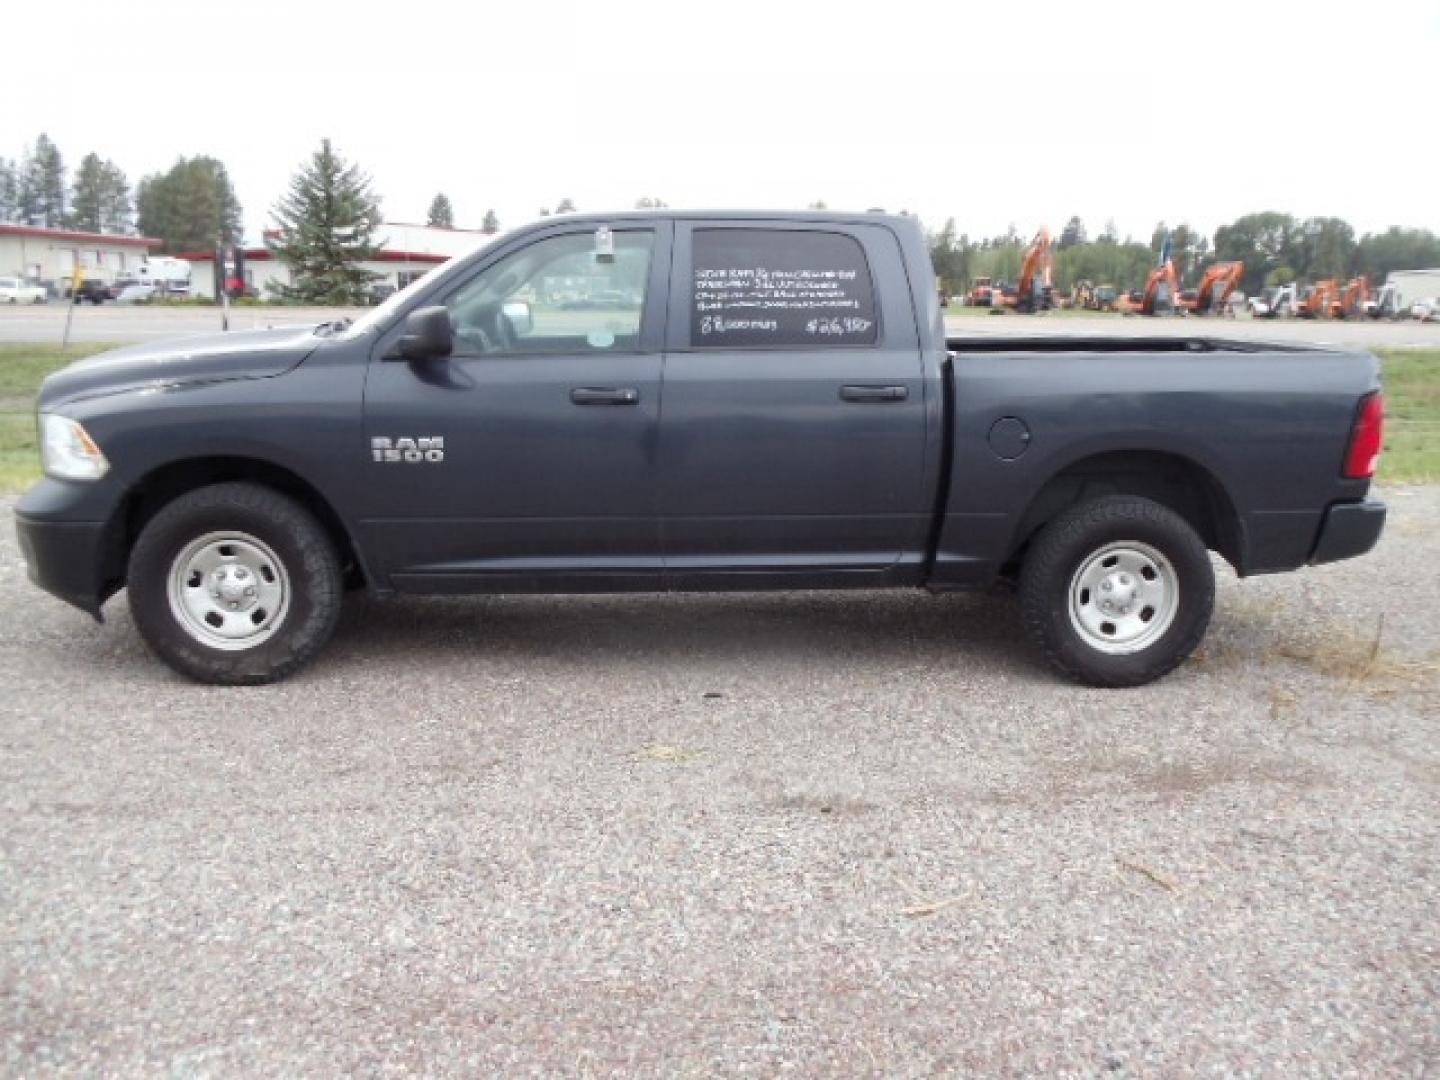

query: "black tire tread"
xmin=127 ymin=481 xmax=342 ymax=685
xmin=1019 ymin=495 xmax=1215 ymax=688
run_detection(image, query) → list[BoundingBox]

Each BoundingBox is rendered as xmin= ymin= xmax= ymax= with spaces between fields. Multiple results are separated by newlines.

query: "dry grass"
xmin=1273 ymin=614 xmax=1439 ymax=688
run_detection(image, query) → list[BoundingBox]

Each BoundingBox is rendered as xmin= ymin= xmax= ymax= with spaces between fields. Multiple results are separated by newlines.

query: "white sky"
xmin=7 ymin=0 xmax=1437 ymax=244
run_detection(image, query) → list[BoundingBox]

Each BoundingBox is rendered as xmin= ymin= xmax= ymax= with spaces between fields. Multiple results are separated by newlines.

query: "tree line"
xmin=929 ymin=213 xmax=1440 ymax=298
xmin=0 ymin=132 xmax=245 ymax=254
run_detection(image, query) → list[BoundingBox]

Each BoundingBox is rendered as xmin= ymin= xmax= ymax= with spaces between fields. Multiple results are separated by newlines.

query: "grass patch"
xmin=0 ymin=343 xmax=119 ymax=492
xmin=1375 ymin=348 xmax=1440 ymax=484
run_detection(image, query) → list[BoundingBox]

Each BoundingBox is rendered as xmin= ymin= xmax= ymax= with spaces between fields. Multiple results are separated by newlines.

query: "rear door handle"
xmin=839 ymin=384 xmax=908 ymax=403
xmin=570 ymin=387 xmax=640 ymax=406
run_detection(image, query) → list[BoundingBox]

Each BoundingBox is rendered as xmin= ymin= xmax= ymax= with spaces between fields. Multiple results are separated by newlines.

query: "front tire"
xmin=1019 ymin=496 xmax=1214 ymax=687
xmin=128 ymin=482 xmax=343 ymax=685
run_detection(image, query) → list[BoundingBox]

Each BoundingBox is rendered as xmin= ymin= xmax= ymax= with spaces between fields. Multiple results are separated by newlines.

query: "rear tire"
xmin=127 ymin=482 xmax=343 ymax=685
xmin=1019 ymin=496 xmax=1214 ymax=687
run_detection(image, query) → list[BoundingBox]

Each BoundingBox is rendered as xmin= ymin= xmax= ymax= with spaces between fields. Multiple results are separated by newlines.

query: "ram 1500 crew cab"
xmin=14 ymin=211 xmax=1387 ymax=686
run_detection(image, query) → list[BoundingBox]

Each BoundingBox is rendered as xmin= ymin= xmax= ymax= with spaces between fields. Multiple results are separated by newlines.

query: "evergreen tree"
xmin=555 ymin=197 xmax=576 ymax=214
xmin=0 ymin=157 xmax=17 ymax=222
xmin=426 ymin=193 xmax=454 ymax=228
xmin=1058 ymin=215 xmax=1087 ymax=249
xmin=480 ymin=209 xmax=500 ymax=234
xmin=634 ymin=196 xmax=667 ymax=209
xmin=137 ymin=156 xmax=242 ymax=252
xmin=807 ymin=200 xmax=828 ymax=210
xmin=18 ymin=134 xmax=66 ymax=227
xmin=71 ymin=154 xmax=133 ymax=234
xmin=269 ymin=138 xmax=383 ymax=305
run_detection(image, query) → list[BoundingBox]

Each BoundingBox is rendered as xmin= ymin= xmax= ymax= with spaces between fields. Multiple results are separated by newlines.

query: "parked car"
xmin=67 ymin=279 xmax=114 ymax=304
xmin=15 ymin=211 xmax=1387 ymax=688
xmin=1410 ymin=298 xmax=1439 ymax=322
xmin=113 ymin=283 xmax=158 ymax=304
xmin=0 ymin=276 xmax=47 ymax=304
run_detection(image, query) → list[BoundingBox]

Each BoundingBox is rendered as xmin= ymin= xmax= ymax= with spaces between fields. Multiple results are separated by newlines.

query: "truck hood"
xmin=37 ymin=325 xmax=322 ymax=409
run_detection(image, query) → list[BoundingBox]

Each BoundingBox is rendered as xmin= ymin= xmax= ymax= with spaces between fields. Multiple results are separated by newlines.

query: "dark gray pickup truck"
xmin=15 ymin=211 xmax=1387 ymax=686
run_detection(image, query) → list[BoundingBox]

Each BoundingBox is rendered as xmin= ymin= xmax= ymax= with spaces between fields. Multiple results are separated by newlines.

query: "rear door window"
xmin=689 ymin=229 xmax=878 ymax=348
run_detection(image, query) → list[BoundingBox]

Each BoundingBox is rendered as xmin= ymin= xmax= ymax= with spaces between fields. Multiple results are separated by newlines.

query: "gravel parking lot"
xmin=2 ymin=487 xmax=1436 ymax=1075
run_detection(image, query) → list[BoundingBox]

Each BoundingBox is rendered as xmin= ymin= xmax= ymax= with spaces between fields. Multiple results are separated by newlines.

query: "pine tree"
xmin=18 ymin=134 xmax=66 ymax=227
xmin=137 ymin=156 xmax=242 ymax=252
xmin=269 ymin=139 xmax=383 ymax=305
xmin=0 ymin=158 xmax=17 ymax=222
xmin=480 ymin=209 xmax=499 ymax=234
xmin=1058 ymin=216 xmax=1087 ymax=249
xmin=427 ymin=193 xmax=454 ymax=228
xmin=71 ymin=154 xmax=133 ymax=234
xmin=634 ymin=196 xmax=667 ymax=209
xmin=555 ymin=198 xmax=575 ymax=214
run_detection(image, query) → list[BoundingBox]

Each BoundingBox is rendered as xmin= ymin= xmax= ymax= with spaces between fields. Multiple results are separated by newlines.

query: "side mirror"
xmin=501 ymin=299 xmax=533 ymax=336
xmin=397 ymin=305 xmax=453 ymax=361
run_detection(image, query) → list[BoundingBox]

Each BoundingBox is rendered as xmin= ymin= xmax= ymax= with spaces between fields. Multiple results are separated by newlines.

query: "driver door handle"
xmin=570 ymin=386 xmax=640 ymax=406
xmin=840 ymin=384 xmax=908 ymax=403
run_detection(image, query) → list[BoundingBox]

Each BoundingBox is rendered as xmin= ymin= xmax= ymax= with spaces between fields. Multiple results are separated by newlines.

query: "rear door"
xmin=659 ymin=221 xmax=929 ymax=587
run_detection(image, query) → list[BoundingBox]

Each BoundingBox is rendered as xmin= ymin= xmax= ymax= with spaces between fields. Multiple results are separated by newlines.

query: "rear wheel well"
xmin=1007 ymin=451 xmax=1243 ymax=574
xmin=102 ymin=458 xmax=364 ymax=595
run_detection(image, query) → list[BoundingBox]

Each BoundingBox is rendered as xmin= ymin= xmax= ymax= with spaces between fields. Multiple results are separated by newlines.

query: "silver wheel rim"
xmin=1067 ymin=541 xmax=1178 ymax=656
xmin=166 ymin=531 xmax=290 ymax=651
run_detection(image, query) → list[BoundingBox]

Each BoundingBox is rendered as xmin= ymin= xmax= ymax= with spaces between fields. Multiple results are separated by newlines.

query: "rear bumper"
xmin=1309 ymin=499 xmax=1386 ymax=566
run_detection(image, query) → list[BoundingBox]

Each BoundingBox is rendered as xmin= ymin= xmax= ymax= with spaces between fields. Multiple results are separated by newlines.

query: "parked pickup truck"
xmin=15 ymin=211 xmax=1387 ymax=687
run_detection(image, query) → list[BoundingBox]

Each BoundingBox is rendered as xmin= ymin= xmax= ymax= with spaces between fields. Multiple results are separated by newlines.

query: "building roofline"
xmin=0 ymin=223 xmax=159 ymax=247
xmin=179 ymin=248 xmax=451 ymax=264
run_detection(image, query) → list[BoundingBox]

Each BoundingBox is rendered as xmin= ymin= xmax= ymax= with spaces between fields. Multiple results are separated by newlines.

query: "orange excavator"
xmin=1297 ymin=279 xmax=1340 ymax=319
xmin=1180 ymin=261 xmax=1244 ymax=316
xmin=1336 ymin=276 xmax=1369 ymax=319
xmin=999 ymin=227 xmax=1056 ymax=313
xmin=1139 ymin=259 xmax=1181 ymax=315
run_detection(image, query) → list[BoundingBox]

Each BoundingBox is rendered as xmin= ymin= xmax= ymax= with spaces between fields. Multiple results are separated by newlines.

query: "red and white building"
xmin=180 ymin=222 xmax=496 ymax=299
xmin=0 ymin=224 xmax=158 ymax=285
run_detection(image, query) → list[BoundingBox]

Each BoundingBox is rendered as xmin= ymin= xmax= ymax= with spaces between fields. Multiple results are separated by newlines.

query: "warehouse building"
xmin=0 ymin=224 xmax=158 ymax=288
xmin=181 ymin=222 xmax=493 ymax=299
xmin=1385 ymin=268 xmax=1440 ymax=308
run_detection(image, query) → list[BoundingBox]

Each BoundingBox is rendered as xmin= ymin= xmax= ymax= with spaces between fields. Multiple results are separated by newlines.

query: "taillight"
xmin=1343 ymin=391 xmax=1384 ymax=479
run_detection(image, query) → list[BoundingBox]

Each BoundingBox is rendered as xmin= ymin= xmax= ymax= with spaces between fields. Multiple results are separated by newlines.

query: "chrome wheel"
xmin=166 ymin=531 xmax=290 ymax=651
xmin=1067 ymin=541 xmax=1178 ymax=655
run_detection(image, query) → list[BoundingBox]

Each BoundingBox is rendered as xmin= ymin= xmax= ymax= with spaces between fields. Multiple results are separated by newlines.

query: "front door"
xmin=360 ymin=223 xmax=670 ymax=591
xmin=658 ymin=221 xmax=930 ymax=587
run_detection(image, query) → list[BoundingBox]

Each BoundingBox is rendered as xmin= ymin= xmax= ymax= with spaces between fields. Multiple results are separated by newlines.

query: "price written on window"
xmin=805 ymin=317 xmax=874 ymax=336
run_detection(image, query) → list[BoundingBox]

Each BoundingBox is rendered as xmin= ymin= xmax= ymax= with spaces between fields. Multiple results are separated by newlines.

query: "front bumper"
xmin=13 ymin=479 xmax=122 ymax=618
xmin=1309 ymin=499 xmax=1387 ymax=566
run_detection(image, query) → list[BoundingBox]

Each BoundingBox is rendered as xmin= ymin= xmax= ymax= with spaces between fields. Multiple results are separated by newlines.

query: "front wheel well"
xmin=102 ymin=458 xmax=365 ymax=595
xmin=1007 ymin=450 xmax=1244 ymax=574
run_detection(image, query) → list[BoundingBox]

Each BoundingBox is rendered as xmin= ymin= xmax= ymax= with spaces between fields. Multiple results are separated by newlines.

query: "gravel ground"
xmin=1 ymin=489 xmax=1437 ymax=1075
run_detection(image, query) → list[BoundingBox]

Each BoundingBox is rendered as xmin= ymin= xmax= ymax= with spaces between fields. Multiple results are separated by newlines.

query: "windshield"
xmin=337 ymin=232 xmax=508 ymax=340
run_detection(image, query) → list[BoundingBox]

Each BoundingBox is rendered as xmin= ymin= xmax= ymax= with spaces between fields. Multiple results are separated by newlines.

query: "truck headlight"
xmin=40 ymin=413 xmax=110 ymax=481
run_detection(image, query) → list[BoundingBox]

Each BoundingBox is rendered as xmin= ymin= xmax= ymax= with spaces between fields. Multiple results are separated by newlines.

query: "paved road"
xmin=0 ymin=305 xmax=365 ymax=343
xmin=3 ymin=302 xmax=1440 ymax=347
xmin=2 ymin=488 xmax=1436 ymax=1074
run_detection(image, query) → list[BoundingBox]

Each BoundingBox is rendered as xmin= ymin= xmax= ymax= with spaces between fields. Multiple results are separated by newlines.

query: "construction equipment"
xmin=1138 ymin=260 xmax=1181 ymax=316
xmin=999 ymin=227 xmax=1056 ymax=313
xmin=1249 ymin=284 xmax=1298 ymax=318
xmin=967 ymin=276 xmax=1002 ymax=307
xmin=1364 ymin=281 xmax=1404 ymax=320
xmin=1180 ymin=262 xmax=1244 ymax=316
xmin=1072 ymin=281 xmax=1120 ymax=312
xmin=1335 ymin=276 xmax=1369 ymax=318
xmin=1296 ymin=279 xmax=1340 ymax=319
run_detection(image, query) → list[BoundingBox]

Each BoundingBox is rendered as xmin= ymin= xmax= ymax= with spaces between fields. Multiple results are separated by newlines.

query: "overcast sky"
xmin=7 ymin=0 xmax=1437 ymax=244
